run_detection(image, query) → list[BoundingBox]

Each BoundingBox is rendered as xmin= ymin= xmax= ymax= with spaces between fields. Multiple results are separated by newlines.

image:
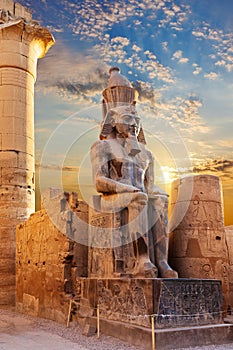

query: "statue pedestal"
xmin=74 ymin=277 xmax=233 ymax=349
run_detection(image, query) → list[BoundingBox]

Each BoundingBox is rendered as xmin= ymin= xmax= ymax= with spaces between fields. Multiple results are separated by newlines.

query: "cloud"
xmin=36 ymin=163 xmax=79 ymax=172
xmin=67 ymin=0 xmax=191 ymax=39
xmin=132 ymin=80 xmax=161 ymax=106
xmin=35 ymin=127 xmax=51 ymax=134
xmin=162 ymin=41 xmax=169 ymax=52
xmin=131 ymin=81 xmax=207 ymax=135
xmin=132 ymin=44 xmax=142 ymax=52
xmin=37 ymin=42 xmax=109 ymax=103
xmin=111 ymin=36 xmax=130 ymax=46
xmin=95 ymin=38 xmax=174 ymax=84
xmin=192 ymin=31 xmax=206 ymax=38
xmin=217 ymin=139 xmax=233 ymax=149
xmin=204 ymin=72 xmax=219 ymax=80
xmin=172 ymin=50 xmax=182 ymax=59
xmin=193 ymin=159 xmax=233 ymax=175
xmin=192 ymin=64 xmax=202 ymax=75
xmin=172 ymin=50 xmax=189 ymax=64
xmin=192 ymin=25 xmax=233 ymax=74
xmin=159 ymin=160 xmax=233 ymax=194
xmin=178 ymin=57 xmax=189 ymax=63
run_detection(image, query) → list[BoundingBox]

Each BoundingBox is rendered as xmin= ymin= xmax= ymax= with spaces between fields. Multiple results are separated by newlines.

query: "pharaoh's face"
xmin=113 ymin=113 xmax=140 ymax=138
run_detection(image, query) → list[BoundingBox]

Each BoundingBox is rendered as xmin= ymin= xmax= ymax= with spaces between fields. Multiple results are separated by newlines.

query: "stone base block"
xmin=95 ymin=318 xmax=233 ymax=350
xmin=76 ymin=278 xmax=223 ymax=329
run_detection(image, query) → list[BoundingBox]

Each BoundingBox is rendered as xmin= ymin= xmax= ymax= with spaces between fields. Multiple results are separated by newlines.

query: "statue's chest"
xmin=107 ymin=140 xmax=149 ymax=180
xmin=109 ymin=153 xmax=149 ymax=180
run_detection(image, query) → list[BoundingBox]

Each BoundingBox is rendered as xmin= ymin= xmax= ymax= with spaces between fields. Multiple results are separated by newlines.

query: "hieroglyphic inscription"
xmin=156 ymin=280 xmax=222 ymax=328
xmin=97 ymin=279 xmax=150 ymax=327
xmin=89 ymin=212 xmax=114 ymax=277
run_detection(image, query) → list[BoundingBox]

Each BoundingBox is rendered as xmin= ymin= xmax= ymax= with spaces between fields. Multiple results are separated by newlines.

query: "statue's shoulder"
xmin=139 ymin=143 xmax=154 ymax=161
xmin=91 ymin=139 xmax=111 ymax=153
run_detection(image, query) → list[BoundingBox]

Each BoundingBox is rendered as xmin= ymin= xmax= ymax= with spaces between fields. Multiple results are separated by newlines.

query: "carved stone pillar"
xmin=169 ymin=175 xmax=230 ymax=309
xmin=0 ymin=0 xmax=54 ymax=304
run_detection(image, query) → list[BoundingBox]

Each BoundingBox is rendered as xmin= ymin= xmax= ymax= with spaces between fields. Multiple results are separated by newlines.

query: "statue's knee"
xmin=134 ymin=192 xmax=148 ymax=205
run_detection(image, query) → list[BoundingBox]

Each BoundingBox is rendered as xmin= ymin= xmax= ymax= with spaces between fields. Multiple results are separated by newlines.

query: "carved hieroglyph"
xmin=89 ymin=67 xmax=178 ymax=279
xmin=0 ymin=0 xmax=54 ymax=305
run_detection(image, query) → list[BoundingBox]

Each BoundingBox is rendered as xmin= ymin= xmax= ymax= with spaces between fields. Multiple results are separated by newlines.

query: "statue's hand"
xmin=148 ymin=185 xmax=168 ymax=198
xmin=116 ymin=183 xmax=140 ymax=193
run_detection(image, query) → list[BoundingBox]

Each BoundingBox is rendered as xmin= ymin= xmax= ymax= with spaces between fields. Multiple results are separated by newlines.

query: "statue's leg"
xmin=127 ymin=192 xmax=158 ymax=278
xmin=101 ymin=193 xmax=136 ymax=275
xmin=149 ymin=196 xmax=178 ymax=278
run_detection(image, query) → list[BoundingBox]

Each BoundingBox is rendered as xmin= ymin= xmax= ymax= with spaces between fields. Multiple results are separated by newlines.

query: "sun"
xmin=163 ymin=171 xmax=172 ymax=182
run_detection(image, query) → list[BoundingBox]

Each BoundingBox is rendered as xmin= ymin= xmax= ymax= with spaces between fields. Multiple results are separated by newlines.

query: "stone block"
xmin=0 ymin=84 xmax=33 ymax=104
xmin=82 ymin=324 xmax=97 ymax=337
xmin=0 ymin=206 xmax=18 ymax=219
xmin=170 ymin=175 xmax=223 ymax=204
xmin=0 ymin=117 xmax=24 ymax=136
xmin=1 ymin=167 xmax=34 ymax=187
xmin=0 ymin=288 xmax=15 ymax=305
xmin=226 ymin=226 xmax=233 ymax=265
xmin=95 ymin=318 xmax=233 ymax=350
xmin=0 ymin=192 xmax=35 ymax=211
xmin=0 ymin=226 xmax=15 ymax=240
xmin=0 ymin=0 xmax=14 ymax=12
xmin=0 ymin=273 xmax=15 ymax=286
xmin=170 ymin=201 xmax=224 ymax=231
xmin=0 ymin=40 xmax=29 ymax=56
xmin=0 ymin=115 xmax=34 ymax=138
xmin=14 ymin=2 xmax=32 ymax=21
xmin=0 ymin=258 xmax=15 ymax=274
xmin=0 ymin=51 xmax=28 ymax=71
xmin=3 ymin=100 xmax=31 ymax=118
xmin=1 ymin=68 xmax=34 ymax=93
xmin=0 ymin=241 xmax=15 ymax=259
xmin=2 ymin=133 xmax=34 ymax=155
xmin=0 ymin=151 xmax=18 ymax=167
xmin=76 ymin=278 xmax=223 ymax=329
xmin=18 ymin=152 xmax=34 ymax=171
xmin=22 ymin=293 xmax=39 ymax=317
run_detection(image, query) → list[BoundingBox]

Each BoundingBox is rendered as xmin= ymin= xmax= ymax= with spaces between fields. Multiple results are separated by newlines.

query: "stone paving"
xmin=1 ymin=309 xmax=233 ymax=350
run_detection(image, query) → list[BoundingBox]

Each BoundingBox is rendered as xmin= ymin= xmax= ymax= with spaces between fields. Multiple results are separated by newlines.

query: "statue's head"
xmin=100 ymin=105 xmax=146 ymax=144
xmin=111 ymin=106 xmax=140 ymax=139
xmin=100 ymin=105 xmax=144 ymax=156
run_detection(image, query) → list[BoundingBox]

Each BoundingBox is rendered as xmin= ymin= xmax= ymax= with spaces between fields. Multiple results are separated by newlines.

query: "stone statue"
xmin=91 ymin=87 xmax=178 ymax=278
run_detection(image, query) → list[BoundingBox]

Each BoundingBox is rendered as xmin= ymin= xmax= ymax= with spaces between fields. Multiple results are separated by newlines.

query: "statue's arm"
xmin=91 ymin=141 xmax=139 ymax=194
xmin=145 ymin=151 xmax=168 ymax=197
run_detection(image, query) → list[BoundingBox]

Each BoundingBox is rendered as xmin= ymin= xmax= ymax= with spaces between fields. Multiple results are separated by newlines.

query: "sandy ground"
xmin=0 ymin=308 xmax=233 ymax=350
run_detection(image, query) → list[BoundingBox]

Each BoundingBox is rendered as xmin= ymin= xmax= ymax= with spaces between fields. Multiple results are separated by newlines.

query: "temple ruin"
xmin=1 ymin=1 xmax=233 ymax=349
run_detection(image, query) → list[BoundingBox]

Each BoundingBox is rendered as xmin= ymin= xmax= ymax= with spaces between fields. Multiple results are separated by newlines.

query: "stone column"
xmin=0 ymin=0 xmax=54 ymax=305
xmin=169 ymin=175 xmax=230 ymax=309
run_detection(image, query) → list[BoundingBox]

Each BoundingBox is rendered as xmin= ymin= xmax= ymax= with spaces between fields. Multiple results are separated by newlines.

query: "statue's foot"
xmin=160 ymin=269 xmax=178 ymax=278
xmin=158 ymin=260 xmax=178 ymax=278
xmin=144 ymin=261 xmax=158 ymax=278
xmin=132 ymin=257 xmax=158 ymax=278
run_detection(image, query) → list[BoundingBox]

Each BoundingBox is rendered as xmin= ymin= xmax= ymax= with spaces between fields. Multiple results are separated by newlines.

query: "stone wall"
xmin=16 ymin=192 xmax=88 ymax=323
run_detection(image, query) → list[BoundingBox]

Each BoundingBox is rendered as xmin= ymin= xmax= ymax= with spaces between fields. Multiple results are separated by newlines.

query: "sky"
xmin=18 ymin=0 xmax=233 ymax=225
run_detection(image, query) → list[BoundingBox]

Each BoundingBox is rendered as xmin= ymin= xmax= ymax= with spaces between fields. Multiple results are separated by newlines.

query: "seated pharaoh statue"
xmin=90 ymin=67 xmax=178 ymax=279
